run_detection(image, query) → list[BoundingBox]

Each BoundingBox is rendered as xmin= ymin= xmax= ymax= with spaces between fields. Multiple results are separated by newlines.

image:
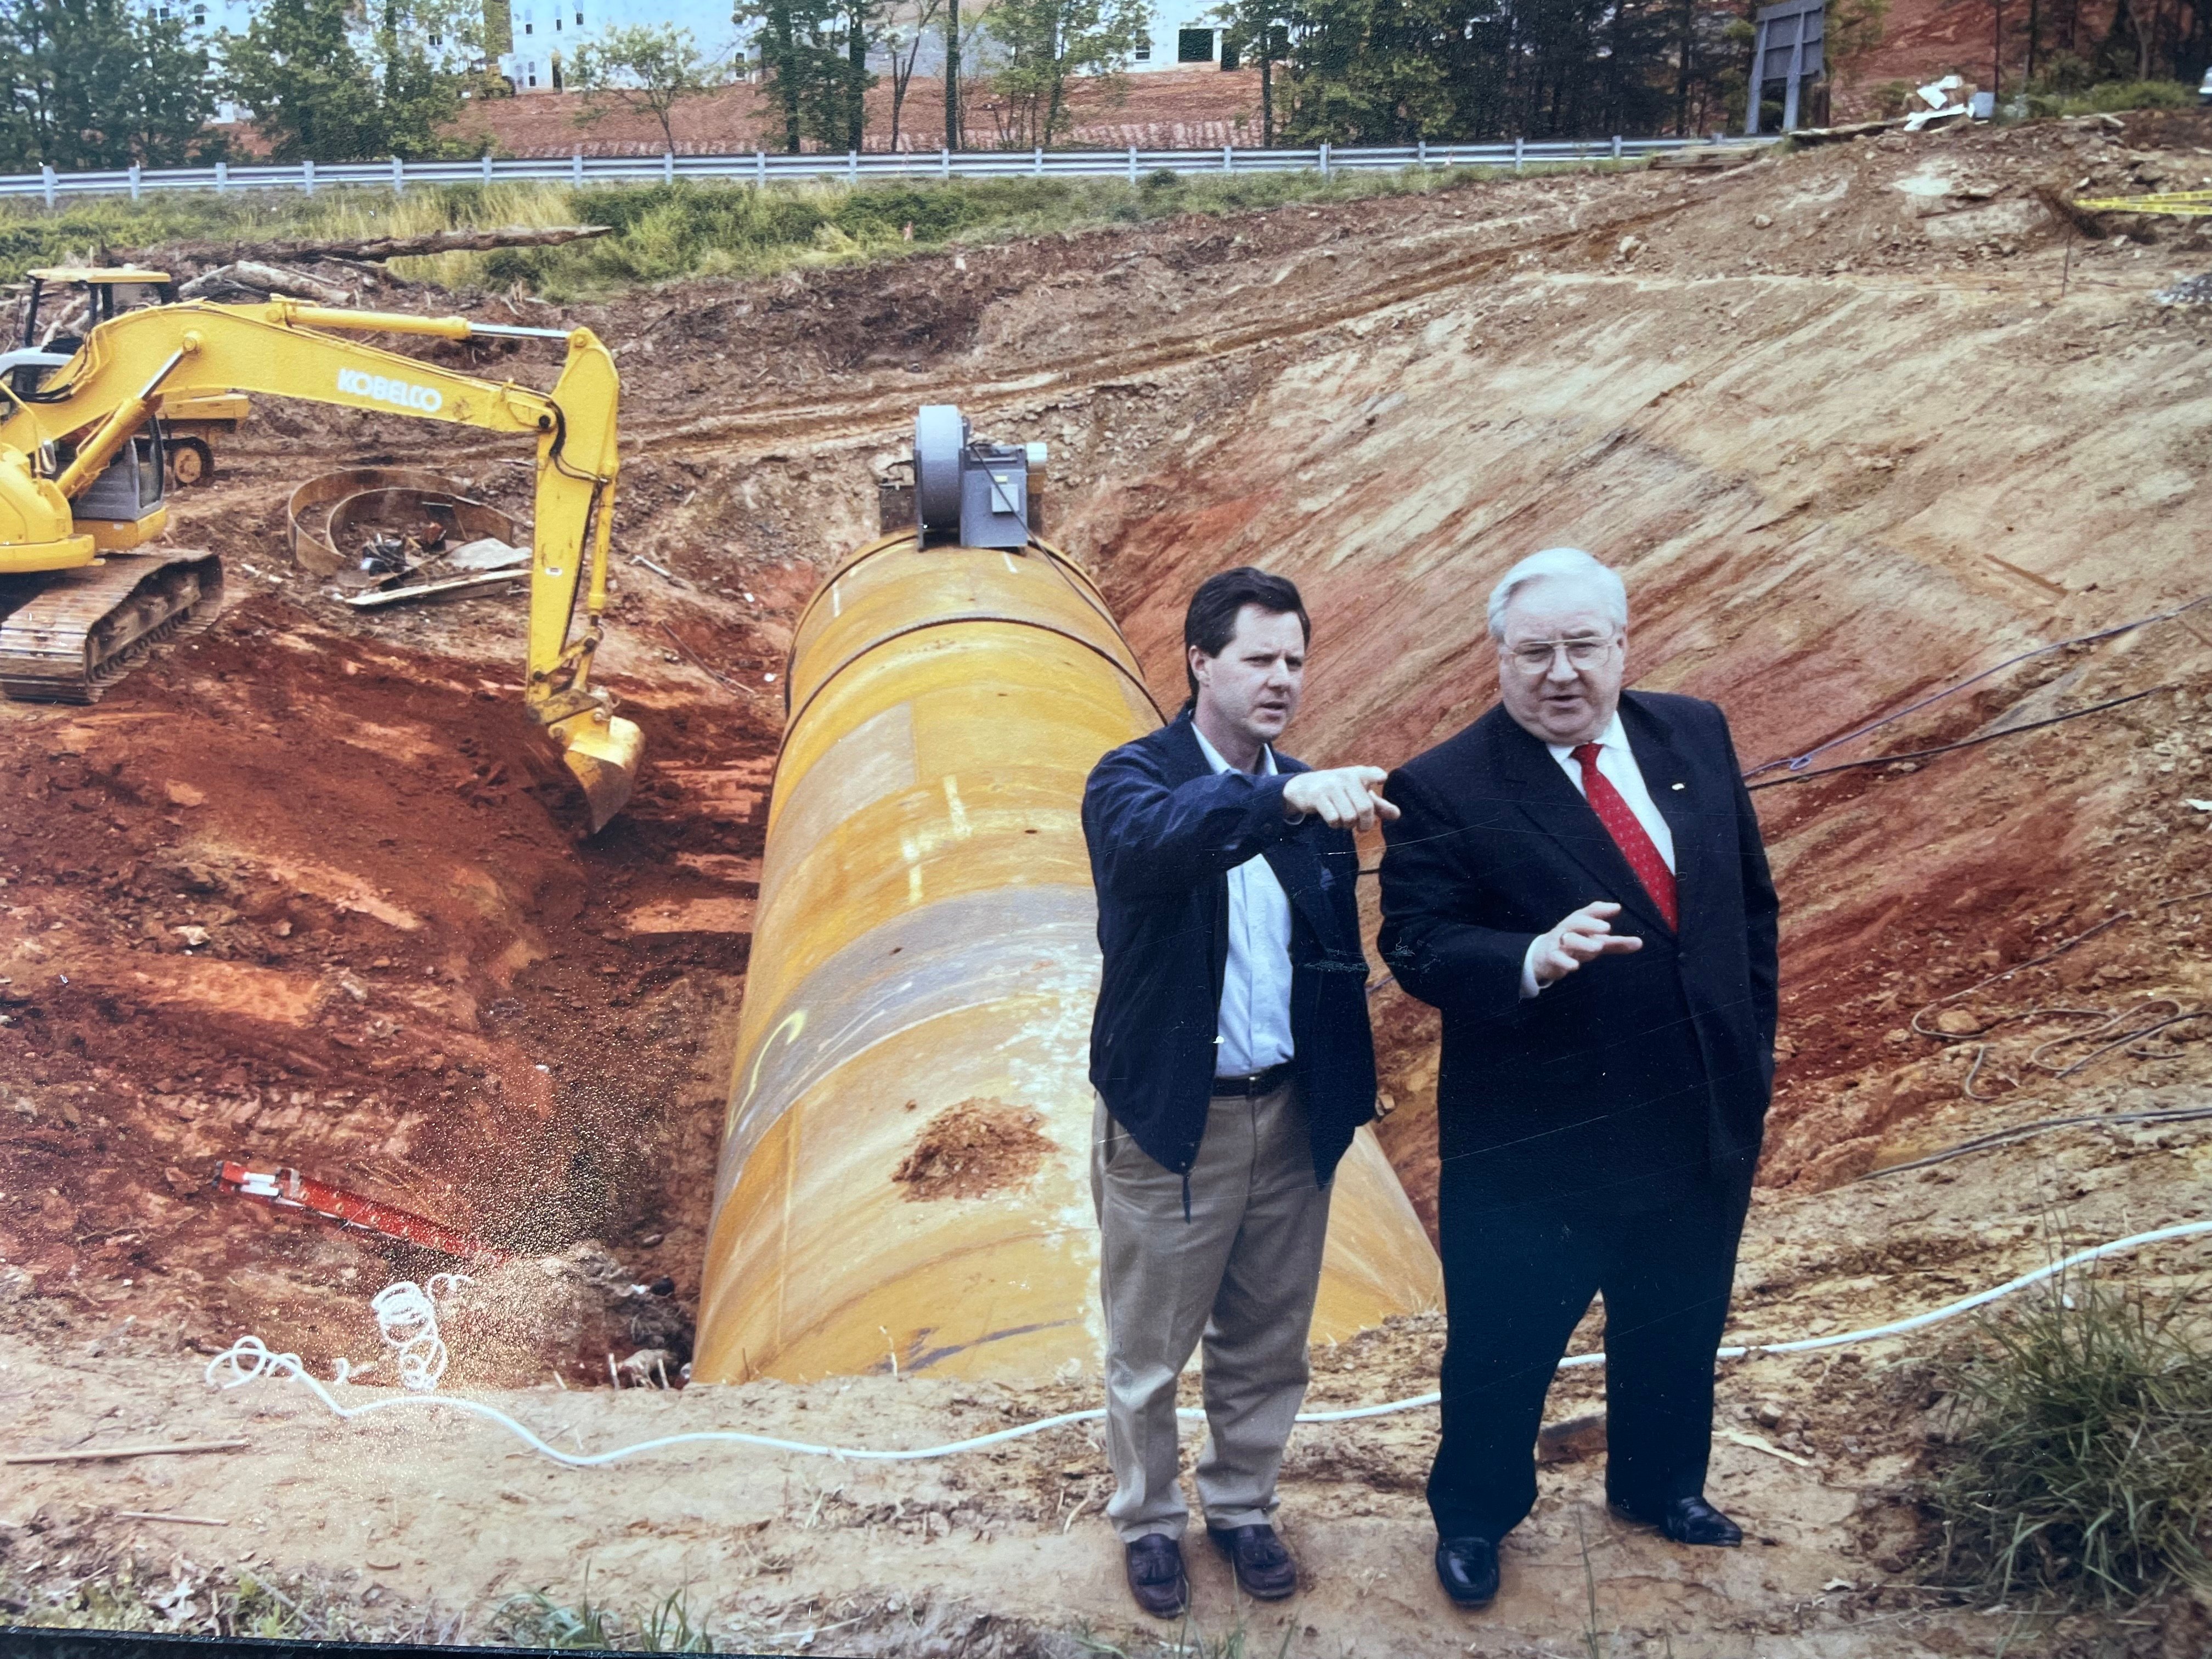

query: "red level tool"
xmin=212 ymin=1160 xmax=510 ymax=1264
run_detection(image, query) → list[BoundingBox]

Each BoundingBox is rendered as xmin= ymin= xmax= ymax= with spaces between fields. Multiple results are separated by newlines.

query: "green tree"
xmin=1273 ymin=0 xmax=1708 ymax=143
xmin=222 ymin=0 xmax=478 ymax=162
xmin=737 ymin=0 xmax=880 ymax=153
xmin=1276 ymin=0 xmax=1458 ymax=142
xmin=1827 ymin=0 xmax=1891 ymax=97
xmin=569 ymin=22 xmax=724 ymax=152
xmin=983 ymin=0 xmax=1148 ymax=146
xmin=0 ymin=0 xmax=223 ymax=171
xmin=1216 ymin=0 xmax=1290 ymax=142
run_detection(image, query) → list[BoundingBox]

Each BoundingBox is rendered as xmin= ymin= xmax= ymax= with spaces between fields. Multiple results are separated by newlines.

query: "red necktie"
xmin=1571 ymin=742 xmax=1677 ymax=932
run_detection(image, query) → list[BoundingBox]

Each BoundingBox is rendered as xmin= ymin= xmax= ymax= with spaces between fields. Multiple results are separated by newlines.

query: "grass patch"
xmin=2021 ymin=79 xmax=2204 ymax=117
xmin=495 ymin=1582 xmax=715 ymax=1651
xmin=0 ymin=1553 xmax=365 ymax=1641
xmin=0 ymin=159 xmax=1637 ymax=300
xmin=1927 ymin=1271 xmax=2212 ymax=1609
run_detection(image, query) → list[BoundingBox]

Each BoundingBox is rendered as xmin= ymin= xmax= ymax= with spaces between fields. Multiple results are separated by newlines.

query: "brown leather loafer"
xmin=1124 ymin=1532 xmax=1188 ymax=1617
xmin=1207 ymin=1522 xmax=1299 ymax=1599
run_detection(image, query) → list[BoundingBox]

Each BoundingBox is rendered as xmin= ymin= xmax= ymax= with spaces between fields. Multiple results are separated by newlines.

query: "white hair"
xmin=1485 ymin=548 xmax=1628 ymax=641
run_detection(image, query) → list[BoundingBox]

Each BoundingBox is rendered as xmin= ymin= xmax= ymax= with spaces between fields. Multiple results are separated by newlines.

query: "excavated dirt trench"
xmin=3 ymin=114 xmax=2211 ymax=1656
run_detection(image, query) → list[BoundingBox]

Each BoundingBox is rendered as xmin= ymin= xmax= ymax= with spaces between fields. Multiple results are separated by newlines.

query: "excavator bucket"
xmin=548 ymin=709 xmax=644 ymax=834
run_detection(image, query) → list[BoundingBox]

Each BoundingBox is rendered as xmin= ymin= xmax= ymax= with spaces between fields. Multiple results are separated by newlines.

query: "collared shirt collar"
xmin=1546 ymin=710 xmax=1629 ymax=764
xmin=1191 ymin=721 xmax=1279 ymax=778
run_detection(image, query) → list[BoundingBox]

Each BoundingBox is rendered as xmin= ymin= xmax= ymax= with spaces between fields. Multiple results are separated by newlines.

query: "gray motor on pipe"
xmin=912 ymin=404 xmax=1045 ymax=549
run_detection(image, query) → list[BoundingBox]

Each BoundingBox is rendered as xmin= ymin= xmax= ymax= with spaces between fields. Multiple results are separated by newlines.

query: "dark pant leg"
xmin=1429 ymin=1187 xmax=1602 ymax=1541
xmin=1596 ymin=1176 xmax=1752 ymax=1513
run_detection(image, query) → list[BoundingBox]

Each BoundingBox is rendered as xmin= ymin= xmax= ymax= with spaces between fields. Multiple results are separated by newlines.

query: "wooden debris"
xmin=340 ymin=569 xmax=527 ymax=610
xmin=114 ymin=1510 xmax=230 ymax=1527
xmin=177 ymin=261 xmax=352 ymax=306
xmin=1722 ymin=1427 xmax=1815 ymax=1468
xmin=172 ymin=225 xmax=612 ymax=267
xmin=5 ymin=1438 xmax=250 ymax=1465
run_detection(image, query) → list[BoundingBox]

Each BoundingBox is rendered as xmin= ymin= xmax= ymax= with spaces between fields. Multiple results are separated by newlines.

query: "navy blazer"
xmin=1377 ymin=691 xmax=1778 ymax=1212
xmin=1083 ymin=712 xmax=1378 ymax=1184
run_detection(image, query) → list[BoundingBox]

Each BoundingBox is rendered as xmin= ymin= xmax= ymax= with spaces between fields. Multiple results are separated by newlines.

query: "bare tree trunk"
xmin=1675 ymin=0 xmax=1694 ymax=134
xmin=769 ymin=0 xmax=803 ymax=154
xmin=847 ymin=0 xmax=867 ymax=151
xmin=945 ymin=0 xmax=962 ymax=149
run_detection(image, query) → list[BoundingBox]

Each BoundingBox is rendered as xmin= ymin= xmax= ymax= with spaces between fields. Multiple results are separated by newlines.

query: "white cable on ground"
xmin=204 ymin=1219 xmax=2210 ymax=1465
xmin=366 ymin=1275 xmax=471 ymax=1393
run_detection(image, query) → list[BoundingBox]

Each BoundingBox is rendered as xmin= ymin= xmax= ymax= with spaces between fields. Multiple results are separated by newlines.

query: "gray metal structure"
xmin=1746 ymin=0 xmax=1825 ymax=135
xmin=913 ymin=405 xmax=1035 ymax=551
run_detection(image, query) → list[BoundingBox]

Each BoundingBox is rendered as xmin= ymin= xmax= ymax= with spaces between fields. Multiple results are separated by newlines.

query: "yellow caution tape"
xmin=2072 ymin=190 xmax=2212 ymax=216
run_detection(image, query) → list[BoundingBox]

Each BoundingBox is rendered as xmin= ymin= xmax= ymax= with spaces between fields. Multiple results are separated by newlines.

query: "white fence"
xmin=1 ymin=136 xmax=1765 ymax=205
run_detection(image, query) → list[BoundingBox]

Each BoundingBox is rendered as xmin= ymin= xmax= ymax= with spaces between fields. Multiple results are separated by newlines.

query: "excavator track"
xmin=0 ymin=550 xmax=224 ymax=704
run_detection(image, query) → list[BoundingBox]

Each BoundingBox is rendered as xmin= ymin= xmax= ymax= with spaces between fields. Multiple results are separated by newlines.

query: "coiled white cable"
xmin=204 ymin=1220 xmax=2210 ymax=1465
xmin=367 ymin=1274 xmax=472 ymax=1392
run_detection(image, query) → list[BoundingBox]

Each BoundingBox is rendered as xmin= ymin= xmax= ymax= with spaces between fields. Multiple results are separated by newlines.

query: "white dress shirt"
xmin=1192 ymin=725 xmax=1296 ymax=1076
xmin=1520 ymin=711 xmax=1675 ymax=998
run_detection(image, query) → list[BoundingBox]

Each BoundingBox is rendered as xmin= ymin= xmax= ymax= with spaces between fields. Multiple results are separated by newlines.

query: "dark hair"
xmin=1183 ymin=567 xmax=1310 ymax=701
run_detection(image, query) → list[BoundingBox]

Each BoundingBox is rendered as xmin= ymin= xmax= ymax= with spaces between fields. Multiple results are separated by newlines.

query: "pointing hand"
xmin=1282 ymin=766 xmax=1401 ymax=832
xmin=1530 ymin=900 xmax=1643 ymax=985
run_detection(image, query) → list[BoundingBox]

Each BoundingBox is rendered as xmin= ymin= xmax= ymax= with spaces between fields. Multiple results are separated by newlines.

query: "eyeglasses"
xmin=1504 ymin=637 xmax=1616 ymax=672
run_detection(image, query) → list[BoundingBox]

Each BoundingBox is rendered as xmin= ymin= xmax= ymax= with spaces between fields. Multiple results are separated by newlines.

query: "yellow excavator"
xmin=0 ymin=298 xmax=643 ymax=831
xmin=15 ymin=268 xmax=251 ymax=484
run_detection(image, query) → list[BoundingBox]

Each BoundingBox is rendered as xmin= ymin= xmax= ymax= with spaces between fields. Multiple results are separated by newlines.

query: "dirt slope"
xmin=4 ymin=114 xmax=2212 ymax=1655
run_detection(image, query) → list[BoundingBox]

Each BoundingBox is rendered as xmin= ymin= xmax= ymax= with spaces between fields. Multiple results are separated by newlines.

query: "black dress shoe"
xmin=1434 ymin=1535 xmax=1500 ymax=1607
xmin=1124 ymin=1533 xmax=1189 ymax=1618
xmin=1609 ymin=1493 xmax=1743 ymax=1547
xmin=1207 ymin=1522 xmax=1299 ymax=1599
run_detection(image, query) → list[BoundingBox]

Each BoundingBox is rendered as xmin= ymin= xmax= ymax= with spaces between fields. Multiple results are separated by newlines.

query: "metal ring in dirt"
xmin=285 ymin=466 xmax=516 ymax=577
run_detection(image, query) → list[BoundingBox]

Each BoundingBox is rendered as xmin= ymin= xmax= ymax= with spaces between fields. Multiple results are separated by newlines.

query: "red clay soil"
xmin=450 ymin=67 xmax=1265 ymax=157
xmin=7 ymin=108 xmax=2210 ymax=1384
xmin=0 ymin=590 xmax=779 ymax=1378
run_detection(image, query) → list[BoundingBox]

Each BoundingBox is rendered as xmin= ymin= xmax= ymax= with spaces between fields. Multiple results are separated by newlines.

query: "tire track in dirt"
xmin=415 ymin=188 xmax=1743 ymax=468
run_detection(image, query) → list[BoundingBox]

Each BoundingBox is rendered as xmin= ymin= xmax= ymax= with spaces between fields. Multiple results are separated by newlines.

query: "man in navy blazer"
xmin=1378 ymin=548 xmax=1779 ymax=1610
xmin=1082 ymin=567 xmax=1398 ymax=1618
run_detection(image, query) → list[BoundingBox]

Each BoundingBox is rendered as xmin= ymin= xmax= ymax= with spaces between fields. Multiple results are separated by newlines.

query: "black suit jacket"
xmin=1084 ymin=712 xmax=1378 ymax=1184
xmin=1376 ymin=691 xmax=1778 ymax=1212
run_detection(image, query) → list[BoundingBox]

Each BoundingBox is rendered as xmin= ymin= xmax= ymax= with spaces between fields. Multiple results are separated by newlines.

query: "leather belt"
xmin=1211 ymin=1061 xmax=1294 ymax=1098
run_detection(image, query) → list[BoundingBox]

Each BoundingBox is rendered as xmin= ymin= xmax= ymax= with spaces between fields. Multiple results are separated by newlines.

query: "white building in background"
xmin=871 ymin=0 xmax=1242 ymax=78
xmin=490 ymin=0 xmax=1232 ymax=95
xmin=142 ymin=0 xmax=1232 ymax=112
xmin=496 ymin=0 xmax=743 ymax=91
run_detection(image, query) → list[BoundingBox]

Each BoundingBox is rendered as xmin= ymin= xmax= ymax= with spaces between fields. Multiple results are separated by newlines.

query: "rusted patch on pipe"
xmin=891 ymin=1099 xmax=1054 ymax=1200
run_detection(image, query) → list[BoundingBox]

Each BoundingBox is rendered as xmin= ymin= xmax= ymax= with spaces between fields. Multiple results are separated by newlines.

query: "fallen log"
xmin=194 ymin=225 xmax=612 ymax=265
xmin=176 ymin=260 xmax=353 ymax=305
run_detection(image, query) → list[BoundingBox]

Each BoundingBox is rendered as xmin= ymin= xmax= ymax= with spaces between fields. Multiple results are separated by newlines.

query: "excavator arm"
xmin=0 ymin=300 xmax=641 ymax=830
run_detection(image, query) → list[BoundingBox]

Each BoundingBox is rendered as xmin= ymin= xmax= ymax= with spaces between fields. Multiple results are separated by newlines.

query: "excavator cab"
xmin=21 ymin=268 xmax=178 ymax=349
xmin=15 ymin=270 xmax=244 ymax=486
xmin=62 ymin=424 xmax=168 ymax=551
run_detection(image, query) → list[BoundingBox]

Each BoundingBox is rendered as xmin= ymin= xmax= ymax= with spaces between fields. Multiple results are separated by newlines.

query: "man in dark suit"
xmin=1377 ymin=547 xmax=1779 ymax=1609
xmin=1083 ymin=567 xmax=1398 ymax=1618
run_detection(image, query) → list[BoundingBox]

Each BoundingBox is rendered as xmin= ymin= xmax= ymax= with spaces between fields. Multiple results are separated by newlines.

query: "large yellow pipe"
xmin=692 ymin=532 xmax=1441 ymax=1384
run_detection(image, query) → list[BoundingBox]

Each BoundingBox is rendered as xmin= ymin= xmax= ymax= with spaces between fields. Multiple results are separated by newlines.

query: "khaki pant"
xmin=1090 ymin=1084 xmax=1334 ymax=1542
